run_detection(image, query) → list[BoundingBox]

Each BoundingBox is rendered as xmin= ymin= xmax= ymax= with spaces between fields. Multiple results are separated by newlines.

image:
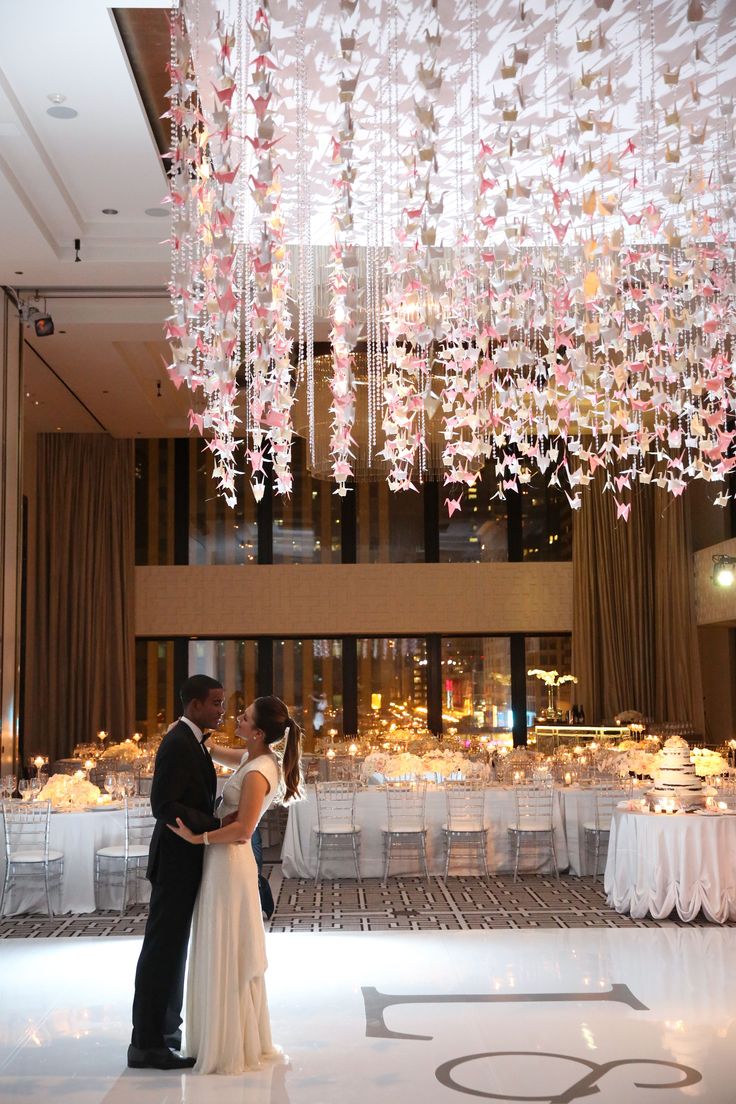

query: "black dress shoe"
xmin=127 ymin=1044 xmax=196 ymax=1070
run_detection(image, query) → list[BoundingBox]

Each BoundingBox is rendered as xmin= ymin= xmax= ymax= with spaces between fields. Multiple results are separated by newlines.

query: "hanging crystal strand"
xmin=328 ymin=0 xmax=360 ymax=496
xmin=295 ymin=0 xmax=315 ymax=468
xmin=243 ymin=0 xmax=294 ymax=501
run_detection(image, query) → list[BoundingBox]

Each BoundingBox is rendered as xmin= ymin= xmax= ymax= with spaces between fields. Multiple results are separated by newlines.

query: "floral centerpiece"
xmin=527 ymin=669 xmax=578 ymax=721
xmin=35 ymin=773 xmax=101 ymax=809
xmin=100 ymin=740 xmax=144 ymax=763
xmin=360 ymin=749 xmax=487 ymax=783
xmin=690 ymin=747 xmax=729 ymax=778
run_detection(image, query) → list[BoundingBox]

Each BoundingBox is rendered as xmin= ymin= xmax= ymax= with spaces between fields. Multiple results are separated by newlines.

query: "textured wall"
xmin=694 ymin=537 xmax=736 ymax=627
xmin=135 ymin=562 xmax=573 ymax=637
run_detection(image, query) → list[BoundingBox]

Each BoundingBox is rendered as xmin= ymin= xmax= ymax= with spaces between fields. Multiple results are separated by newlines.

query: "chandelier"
xmin=165 ymin=0 xmax=736 ymax=518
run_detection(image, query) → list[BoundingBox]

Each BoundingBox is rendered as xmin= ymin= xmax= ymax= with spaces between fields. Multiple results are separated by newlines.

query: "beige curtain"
xmin=572 ymin=477 xmax=703 ymax=732
xmin=28 ymin=435 xmax=135 ymax=761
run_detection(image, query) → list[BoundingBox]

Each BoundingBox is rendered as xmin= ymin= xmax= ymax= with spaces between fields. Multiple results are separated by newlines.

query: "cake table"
xmin=604 ymin=808 xmax=736 ymax=923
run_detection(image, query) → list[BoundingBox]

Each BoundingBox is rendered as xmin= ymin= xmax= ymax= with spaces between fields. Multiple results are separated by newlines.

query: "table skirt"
xmin=604 ymin=809 xmax=736 ymax=924
xmin=0 ymin=808 xmax=151 ymax=915
xmin=283 ymin=786 xmax=573 ymax=878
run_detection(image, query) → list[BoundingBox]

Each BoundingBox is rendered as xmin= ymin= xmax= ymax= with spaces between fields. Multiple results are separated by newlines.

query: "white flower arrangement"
xmin=690 ymin=747 xmax=729 ymax=778
xmin=360 ymin=749 xmax=487 ymax=783
xmin=36 ymin=773 xmax=101 ymax=809
xmin=527 ymin=668 xmax=578 ymax=688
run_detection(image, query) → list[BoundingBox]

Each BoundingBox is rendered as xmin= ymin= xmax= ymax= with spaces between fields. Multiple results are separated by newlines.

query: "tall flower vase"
xmin=543 ymin=684 xmax=558 ymax=721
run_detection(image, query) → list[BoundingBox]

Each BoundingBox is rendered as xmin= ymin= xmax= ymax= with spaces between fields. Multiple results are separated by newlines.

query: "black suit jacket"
xmin=146 ymin=720 xmax=219 ymax=888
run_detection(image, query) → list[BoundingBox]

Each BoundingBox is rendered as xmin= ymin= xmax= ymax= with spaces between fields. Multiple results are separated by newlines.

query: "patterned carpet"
xmin=0 ymin=867 xmax=729 ymax=937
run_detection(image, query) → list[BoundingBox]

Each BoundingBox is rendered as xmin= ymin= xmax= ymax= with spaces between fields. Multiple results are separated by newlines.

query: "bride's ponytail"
xmin=253 ymin=695 xmax=304 ymax=804
xmin=281 ymin=718 xmax=304 ymax=804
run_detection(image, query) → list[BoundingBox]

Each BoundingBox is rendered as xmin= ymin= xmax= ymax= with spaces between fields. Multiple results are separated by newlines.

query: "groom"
xmin=128 ymin=674 xmax=225 ymax=1070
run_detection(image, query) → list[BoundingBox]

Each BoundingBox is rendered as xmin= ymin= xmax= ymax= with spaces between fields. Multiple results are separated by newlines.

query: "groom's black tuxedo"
xmin=131 ymin=720 xmax=220 ymax=1052
xmin=147 ymin=721 xmax=218 ymax=886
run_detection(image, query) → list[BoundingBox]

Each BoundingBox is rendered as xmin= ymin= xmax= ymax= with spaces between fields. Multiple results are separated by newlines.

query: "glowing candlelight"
xmin=564 ymin=772 xmax=572 ymax=786
xmin=132 ymin=732 xmax=142 ymax=744
xmin=348 ymin=743 xmax=358 ymax=757
xmin=718 ymin=801 xmax=728 ymax=811
xmin=326 ymin=747 xmax=336 ymax=761
xmin=33 ymin=756 xmax=45 ymax=770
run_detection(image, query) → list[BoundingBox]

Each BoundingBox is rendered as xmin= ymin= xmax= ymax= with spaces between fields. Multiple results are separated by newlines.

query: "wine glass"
xmin=18 ymin=779 xmax=31 ymax=801
xmin=104 ymin=773 xmax=118 ymax=800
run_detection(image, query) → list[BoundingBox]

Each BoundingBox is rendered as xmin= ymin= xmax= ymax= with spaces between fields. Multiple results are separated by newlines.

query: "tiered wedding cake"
xmin=649 ymin=735 xmax=705 ymax=806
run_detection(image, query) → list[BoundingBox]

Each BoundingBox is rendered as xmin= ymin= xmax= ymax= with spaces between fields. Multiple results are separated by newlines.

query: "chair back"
xmin=513 ymin=784 xmax=554 ymax=828
xmin=314 ymin=780 xmax=357 ymax=831
xmin=385 ymin=780 xmax=427 ymax=832
xmin=2 ymin=800 xmax=52 ymax=860
xmin=124 ymin=797 xmax=155 ymax=853
xmin=444 ymin=781 xmax=486 ymax=831
xmin=593 ymin=785 xmax=619 ymax=831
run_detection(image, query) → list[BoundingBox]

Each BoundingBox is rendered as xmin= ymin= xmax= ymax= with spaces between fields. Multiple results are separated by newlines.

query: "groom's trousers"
xmin=131 ymin=879 xmax=199 ymax=1050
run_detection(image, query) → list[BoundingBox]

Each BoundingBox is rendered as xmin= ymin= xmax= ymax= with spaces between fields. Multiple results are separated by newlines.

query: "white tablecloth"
xmin=1 ymin=807 xmax=150 ymax=915
xmin=604 ymin=808 xmax=736 ymax=923
xmin=282 ymin=786 xmax=571 ymax=878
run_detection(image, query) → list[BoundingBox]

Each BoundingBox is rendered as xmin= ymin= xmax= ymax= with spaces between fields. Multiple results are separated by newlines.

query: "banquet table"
xmin=282 ymin=784 xmax=630 ymax=879
xmin=0 ymin=806 xmax=151 ymax=915
xmin=604 ymin=808 xmax=736 ymax=924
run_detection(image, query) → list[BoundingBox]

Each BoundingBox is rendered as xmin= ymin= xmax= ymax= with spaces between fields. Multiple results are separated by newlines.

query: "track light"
xmin=712 ymin=554 xmax=736 ymax=588
xmin=20 ymin=302 xmax=54 ymax=337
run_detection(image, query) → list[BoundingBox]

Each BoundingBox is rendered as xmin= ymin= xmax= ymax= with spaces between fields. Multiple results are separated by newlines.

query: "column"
xmin=0 ymin=291 xmax=23 ymax=774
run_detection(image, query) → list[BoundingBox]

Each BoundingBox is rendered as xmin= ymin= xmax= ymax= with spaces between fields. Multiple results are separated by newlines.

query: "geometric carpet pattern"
xmin=1 ymin=867 xmax=730 ymax=936
xmin=265 ymin=868 xmax=723 ymax=932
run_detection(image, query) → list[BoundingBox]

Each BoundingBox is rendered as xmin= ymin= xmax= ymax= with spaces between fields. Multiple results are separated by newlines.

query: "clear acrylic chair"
xmin=381 ymin=780 xmax=429 ymax=882
xmin=442 ymin=781 xmax=489 ymax=880
xmin=312 ymin=781 xmax=361 ymax=884
xmin=507 ymin=783 xmax=559 ymax=882
xmin=94 ymin=797 xmax=154 ymax=913
xmin=583 ymin=785 xmax=619 ymax=880
xmin=0 ymin=800 xmax=63 ymax=916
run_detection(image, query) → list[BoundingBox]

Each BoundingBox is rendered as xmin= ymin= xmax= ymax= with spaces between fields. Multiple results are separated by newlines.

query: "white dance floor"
xmin=1 ymin=928 xmax=734 ymax=1104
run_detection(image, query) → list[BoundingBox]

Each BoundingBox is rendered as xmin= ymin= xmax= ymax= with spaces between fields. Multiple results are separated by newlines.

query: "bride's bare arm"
xmin=169 ymin=768 xmax=270 ymax=846
xmin=207 ymin=743 xmax=245 ymax=769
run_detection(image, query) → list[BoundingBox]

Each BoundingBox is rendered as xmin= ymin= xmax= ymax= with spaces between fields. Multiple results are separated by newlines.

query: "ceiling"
xmin=1 ymin=0 xmax=735 ymax=438
xmin=0 ymin=0 xmax=175 ymax=435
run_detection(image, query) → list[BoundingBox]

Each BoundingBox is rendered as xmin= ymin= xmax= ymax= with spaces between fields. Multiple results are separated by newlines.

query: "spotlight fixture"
xmin=20 ymin=301 xmax=54 ymax=337
xmin=712 ymin=554 xmax=736 ymax=588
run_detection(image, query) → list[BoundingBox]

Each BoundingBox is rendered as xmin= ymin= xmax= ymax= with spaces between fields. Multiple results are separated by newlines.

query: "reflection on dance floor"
xmin=0 ymin=927 xmax=734 ymax=1103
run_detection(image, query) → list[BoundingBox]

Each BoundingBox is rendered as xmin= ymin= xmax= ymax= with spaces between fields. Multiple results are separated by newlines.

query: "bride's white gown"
xmin=185 ymin=752 xmax=281 ymax=1074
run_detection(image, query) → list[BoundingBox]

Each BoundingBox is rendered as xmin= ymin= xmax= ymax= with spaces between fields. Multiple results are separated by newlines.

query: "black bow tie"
xmin=201 ymin=731 xmax=211 ymax=745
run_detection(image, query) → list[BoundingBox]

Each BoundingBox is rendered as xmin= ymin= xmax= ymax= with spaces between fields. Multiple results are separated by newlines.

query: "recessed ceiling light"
xmin=144 ymin=207 xmax=169 ymax=218
xmin=47 ymin=93 xmax=66 ymax=104
xmin=14 ymin=270 xmax=23 ymax=275
xmin=102 ymin=208 xmax=118 ymax=215
xmin=47 ymin=106 xmax=78 ymax=120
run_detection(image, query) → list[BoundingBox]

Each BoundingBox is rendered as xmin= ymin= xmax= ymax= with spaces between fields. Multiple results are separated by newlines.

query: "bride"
xmin=169 ymin=695 xmax=302 ymax=1075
